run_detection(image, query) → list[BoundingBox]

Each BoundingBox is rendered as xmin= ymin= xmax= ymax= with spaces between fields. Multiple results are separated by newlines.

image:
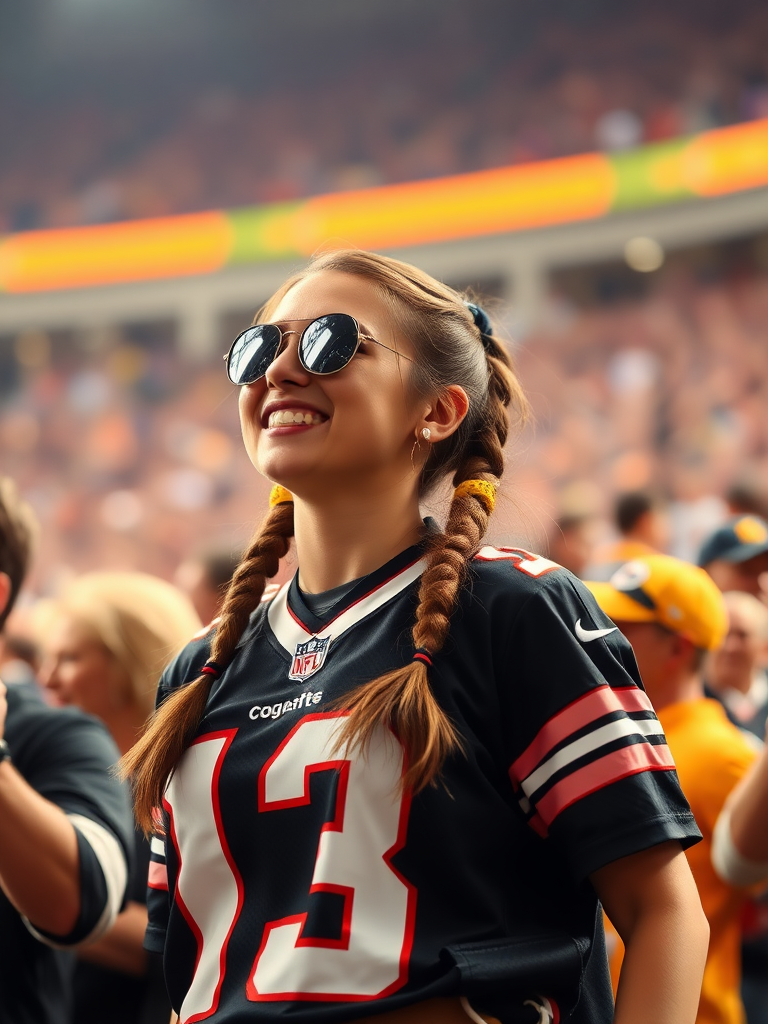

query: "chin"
xmin=256 ymin=452 xmax=320 ymax=490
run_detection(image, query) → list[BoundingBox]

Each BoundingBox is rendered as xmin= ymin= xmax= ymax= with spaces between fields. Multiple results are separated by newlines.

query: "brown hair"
xmin=0 ymin=477 xmax=39 ymax=631
xmin=121 ymin=250 xmax=527 ymax=832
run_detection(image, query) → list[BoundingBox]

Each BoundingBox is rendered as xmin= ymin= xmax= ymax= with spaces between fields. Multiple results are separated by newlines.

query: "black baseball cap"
xmin=697 ymin=515 xmax=768 ymax=567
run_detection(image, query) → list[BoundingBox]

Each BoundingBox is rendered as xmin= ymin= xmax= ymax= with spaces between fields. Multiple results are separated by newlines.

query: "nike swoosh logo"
xmin=574 ymin=619 xmax=618 ymax=643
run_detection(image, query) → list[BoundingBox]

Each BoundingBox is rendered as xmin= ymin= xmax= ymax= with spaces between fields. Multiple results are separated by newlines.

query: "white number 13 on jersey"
xmin=165 ymin=713 xmax=415 ymax=1020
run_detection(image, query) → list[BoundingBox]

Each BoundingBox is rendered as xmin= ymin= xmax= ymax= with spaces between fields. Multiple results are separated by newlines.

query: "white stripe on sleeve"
xmin=521 ymin=716 xmax=665 ymax=798
xmin=23 ymin=813 xmax=128 ymax=948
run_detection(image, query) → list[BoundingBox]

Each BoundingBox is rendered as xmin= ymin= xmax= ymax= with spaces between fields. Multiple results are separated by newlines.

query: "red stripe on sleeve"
xmin=148 ymin=860 xmax=169 ymax=891
xmin=534 ymin=740 xmax=676 ymax=828
xmin=510 ymin=685 xmax=654 ymax=785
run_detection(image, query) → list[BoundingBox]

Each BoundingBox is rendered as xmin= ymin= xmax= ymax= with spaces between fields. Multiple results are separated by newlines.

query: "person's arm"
xmin=76 ymin=901 xmax=149 ymax=975
xmin=710 ymin=737 xmax=768 ymax=886
xmin=0 ymin=681 xmax=80 ymax=935
xmin=722 ymin=739 xmax=768 ymax=864
xmin=0 ymin=680 xmax=133 ymax=946
xmin=592 ymin=841 xmax=708 ymax=1024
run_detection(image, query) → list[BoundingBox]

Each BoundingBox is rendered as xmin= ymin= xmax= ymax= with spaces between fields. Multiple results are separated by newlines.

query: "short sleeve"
xmin=6 ymin=692 xmax=135 ymax=947
xmin=143 ymin=637 xmax=212 ymax=953
xmin=145 ymin=829 xmax=170 ymax=953
xmin=504 ymin=573 xmax=701 ymax=881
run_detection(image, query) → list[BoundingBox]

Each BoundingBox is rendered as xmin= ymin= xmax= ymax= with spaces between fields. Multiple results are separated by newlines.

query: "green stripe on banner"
xmin=228 ymin=202 xmax=305 ymax=263
xmin=610 ymin=137 xmax=695 ymax=211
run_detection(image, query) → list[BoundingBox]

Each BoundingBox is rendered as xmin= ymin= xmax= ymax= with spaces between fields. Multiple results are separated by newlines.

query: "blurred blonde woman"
xmin=38 ymin=571 xmax=201 ymax=1024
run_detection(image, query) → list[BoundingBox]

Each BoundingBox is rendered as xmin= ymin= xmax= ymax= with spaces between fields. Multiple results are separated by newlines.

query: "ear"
xmin=419 ymin=385 xmax=470 ymax=444
xmin=0 ymin=572 xmax=11 ymax=622
xmin=669 ymin=632 xmax=697 ymax=670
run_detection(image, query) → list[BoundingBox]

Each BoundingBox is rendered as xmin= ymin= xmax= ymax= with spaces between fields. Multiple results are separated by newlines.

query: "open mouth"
xmin=268 ymin=409 xmax=326 ymax=428
xmin=262 ymin=403 xmax=331 ymax=435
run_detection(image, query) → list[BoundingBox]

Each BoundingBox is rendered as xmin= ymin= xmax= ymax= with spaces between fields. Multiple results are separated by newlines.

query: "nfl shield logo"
xmin=289 ymin=635 xmax=331 ymax=681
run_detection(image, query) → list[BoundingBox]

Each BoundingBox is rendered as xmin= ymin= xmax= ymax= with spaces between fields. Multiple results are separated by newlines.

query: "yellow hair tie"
xmin=269 ymin=484 xmax=293 ymax=508
xmin=454 ymin=479 xmax=496 ymax=514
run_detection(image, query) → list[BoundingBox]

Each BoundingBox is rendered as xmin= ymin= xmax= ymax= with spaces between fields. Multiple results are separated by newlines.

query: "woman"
xmin=39 ymin=571 xmax=201 ymax=1024
xmin=122 ymin=250 xmax=708 ymax=1024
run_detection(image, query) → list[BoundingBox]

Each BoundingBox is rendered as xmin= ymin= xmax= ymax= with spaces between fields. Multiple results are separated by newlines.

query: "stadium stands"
xmin=2 ymin=257 xmax=767 ymax=596
xmin=2 ymin=0 xmax=768 ymax=232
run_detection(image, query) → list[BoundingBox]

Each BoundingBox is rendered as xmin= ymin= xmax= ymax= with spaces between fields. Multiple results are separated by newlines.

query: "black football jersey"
xmin=146 ymin=543 xmax=700 ymax=1024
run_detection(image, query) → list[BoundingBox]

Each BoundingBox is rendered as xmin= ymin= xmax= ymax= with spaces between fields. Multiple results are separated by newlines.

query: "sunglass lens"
xmin=227 ymin=325 xmax=281 ymax=384
xmin=300 ymin=314 xmax=359 ymax=374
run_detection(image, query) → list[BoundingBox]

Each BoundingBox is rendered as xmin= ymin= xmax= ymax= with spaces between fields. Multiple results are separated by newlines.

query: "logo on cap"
xmin=610 ymin=560 xmax=652 ymax=592
xmin=734 ymin=516 xmax=768 ymax=545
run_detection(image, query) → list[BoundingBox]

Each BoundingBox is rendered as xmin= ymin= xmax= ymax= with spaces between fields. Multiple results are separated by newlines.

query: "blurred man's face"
xmin=646 ymin=508 xmax=670 ymax=553
xmin=708 ymin=603 xmax=768 ymax=695
xmin=614 ymin=621 xmax=673 ymax=702
xmin=705 ymin=553 xmax=768 ymax=598
xmin=548 ymin=521 xmax=596 ymax=578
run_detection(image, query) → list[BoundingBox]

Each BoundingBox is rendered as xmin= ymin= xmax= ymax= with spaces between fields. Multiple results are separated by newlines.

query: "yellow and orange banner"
xmin=1 ymin=118 xmax=767 ymax=292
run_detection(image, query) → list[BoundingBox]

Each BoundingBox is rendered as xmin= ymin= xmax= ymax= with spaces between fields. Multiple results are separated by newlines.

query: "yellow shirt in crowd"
xmin=606 ymin=698 xmax=757 ymax=1024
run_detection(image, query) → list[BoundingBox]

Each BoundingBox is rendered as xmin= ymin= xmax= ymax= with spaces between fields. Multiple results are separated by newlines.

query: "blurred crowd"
xmin=7 ymin=254 xmax=768 ymax=600
xmin=509 ymin=259 xmax=768 ymax=564
xmin=0 ymin=319 xmax=268 ymax=599
xmin=3 ymin=1 xmax=768 ymax=232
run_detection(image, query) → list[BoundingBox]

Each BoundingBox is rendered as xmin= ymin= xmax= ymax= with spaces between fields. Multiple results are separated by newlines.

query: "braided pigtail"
xmin=335 ymin=305 xmax=524 ymax=793
xmin=121 ymin=490 xmax=294 ymax=833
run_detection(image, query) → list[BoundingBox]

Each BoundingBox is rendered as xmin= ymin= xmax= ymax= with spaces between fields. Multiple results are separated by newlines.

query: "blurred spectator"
xmin=0 ymin=478 xmax=134 ymax=1024
xmin=706 ymin=591 xmax=768 ymax=1024
xmin=173 ymin=545 xmax=242 ymax=626
xmin=0 ymin=632 xmax=40 ymax=696
xmin=586 ymin=490 xmax=669 ymax=580
xmin=2 ymin=1 xmax=768 ymax=230
xmin=706 ymin=591 xmax=768 ymax=738
xmin=37 ymin=572 xmax=201 ymax=1024
xmin=726 ymin=480 xmax=768 ymax=522
xmin=545 ymin=511 xmax=599 ymax=577
xmin=587 ymin=554 xmax=753 ymax=1024
xmin=698 ymin=516 xmax=768 ymax=600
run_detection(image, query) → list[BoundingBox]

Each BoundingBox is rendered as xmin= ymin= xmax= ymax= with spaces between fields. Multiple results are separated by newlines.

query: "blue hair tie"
xmin=464 ymin=302 xmax=494 ymax=350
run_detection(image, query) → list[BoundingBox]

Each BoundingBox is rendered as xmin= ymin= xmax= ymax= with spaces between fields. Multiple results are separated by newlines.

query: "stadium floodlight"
xmin=624 ymin=236 xmax=665 ymax=273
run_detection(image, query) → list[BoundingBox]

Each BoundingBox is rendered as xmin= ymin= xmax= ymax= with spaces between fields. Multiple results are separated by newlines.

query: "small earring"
xmin=421 ymin=427 xmax=431 ymax=441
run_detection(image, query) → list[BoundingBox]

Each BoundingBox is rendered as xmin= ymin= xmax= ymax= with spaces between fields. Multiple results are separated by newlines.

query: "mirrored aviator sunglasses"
xmin=224 ymin=313 xmax=410 ymax=385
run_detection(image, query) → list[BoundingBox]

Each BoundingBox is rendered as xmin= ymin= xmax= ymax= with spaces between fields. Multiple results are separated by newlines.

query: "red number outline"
xmin=247 ymin=711 xmax=417 ymax=1003
xmin=164 ymin=729 xmax=245 ymax=1023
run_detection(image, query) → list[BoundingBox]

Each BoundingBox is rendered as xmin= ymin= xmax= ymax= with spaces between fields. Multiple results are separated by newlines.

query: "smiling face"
xmin=238 ymin=270 xmax=426 ymax=499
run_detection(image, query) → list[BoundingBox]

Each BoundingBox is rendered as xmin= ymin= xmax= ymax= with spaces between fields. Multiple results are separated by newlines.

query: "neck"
xmin=647 ymin=672 xmax=703 ymax=713
xmin=293 ymin=488 xmax=425 ymax=593
xmin=105 ymin=704 xmax=151 ymax=756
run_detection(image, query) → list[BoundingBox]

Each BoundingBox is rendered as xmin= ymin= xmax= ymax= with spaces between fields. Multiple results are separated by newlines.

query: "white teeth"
xmin=268 ymin=409 xmax=325 ymax=428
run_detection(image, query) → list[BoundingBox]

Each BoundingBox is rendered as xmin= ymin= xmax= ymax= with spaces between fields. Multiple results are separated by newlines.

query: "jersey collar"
xmin=267 ymin=543 xmax=426 ymax=659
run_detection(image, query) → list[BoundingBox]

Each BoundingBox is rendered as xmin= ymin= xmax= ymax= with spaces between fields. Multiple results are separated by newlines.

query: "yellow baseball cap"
xmin=585 ymin=553 xmax=728 ymax=651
